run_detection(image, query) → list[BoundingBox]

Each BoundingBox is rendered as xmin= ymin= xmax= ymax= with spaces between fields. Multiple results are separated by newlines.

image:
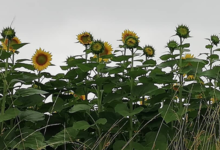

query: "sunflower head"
xmin=122 ymin=30 xmax=139 ymax=44
xmin=1 ymin=27 xmax=16 ymax=40
xmin=211 ymin=35 xmax=219 ymax=46
xmin=32 ymin=48 xmax=52 ymax=71
xmin=175 ymin=25 xmax=190 ymax=39
xmin=173 ymin=83 xmax=180 ymax=91
xmin=66 ymin=56 xmax=75 ymax=65
xmin=210 ymin=97 xmax=217 ymax=104
xmin=90 ymin=40 xmax=105 ymax=54
xmin=143 ymin=45 xmax=155 ymax=57
xmin=124 ymin=36 xmax=139 ymax=49
xmin=166 ymin=40 xmax=178 ymax=53
xmin=77 ymin=32 xmax=93 ymax=45
xmin=195 ymin=93 xmax=203 ymax=99
xmin=74 ymin=94 xmax=86 ymax=100
xmin=139 ymin=98 xmax=147 ymax=105
xmin=1 ymin=36 xmax=21 ymax=52
xmin=94 ymin=42 xmax=113 ymax=62
xmin=186 ymin=75 xmax=195 ymax=80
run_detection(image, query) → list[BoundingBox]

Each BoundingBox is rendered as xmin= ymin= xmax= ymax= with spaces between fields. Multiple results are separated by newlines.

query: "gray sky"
xmin=1 ymin=0 xmax=220 ymax=74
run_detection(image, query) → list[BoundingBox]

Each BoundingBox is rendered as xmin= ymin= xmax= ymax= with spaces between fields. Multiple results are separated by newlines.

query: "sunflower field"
xmin=0 ymin=25 xmax=220 ymax=150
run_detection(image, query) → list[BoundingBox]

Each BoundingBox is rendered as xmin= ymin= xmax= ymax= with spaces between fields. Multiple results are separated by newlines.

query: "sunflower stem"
xmin=1 ymin=39 xmax=10 ymax=132
xmin=209 ymin=44 xmax=213 ymax=88
xmin=97 ymin=54 xmax=102 ymax=114
xmin=129 ymin=48 xmax=134 ymax=150
xmin=179 ymin=37 xmax=183 ymax=110
xmin=85 ymin=45 xmax=88 ymax=101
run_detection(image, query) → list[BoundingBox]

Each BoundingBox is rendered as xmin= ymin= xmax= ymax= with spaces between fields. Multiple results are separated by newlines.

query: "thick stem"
xmin=85 ymin=45 xmax=88 ymax=101
xmin=1 ymin=39 xmax=10 ymax=131
xmin=97 ymin=54 xmax=102 ymax=113
xmin=129 ymin=48 xmax=134 ymax=150
xmin=179 ymin=38 xmax=183 ymax=109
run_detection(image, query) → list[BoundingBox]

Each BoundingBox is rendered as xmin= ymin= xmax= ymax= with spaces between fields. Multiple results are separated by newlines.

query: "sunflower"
xmin=94 ymin=42 xmax=113 ymax=62
xmin=166 ymin=40 xmax=178 ymax=53
xmin=210 ymin=97 xmax=217 ymax=104
xmin=139 ymin=98 xmax=148 ymax=105
xmin=143 ymin=45 xmax=155 ymax=57
xmin=90 ymin=40 xmax=105 ymax=54
xmin=74 ymin=94 xmax=86 ymax=100
xmin=1 ymin=27 xmax=16 ymax=40
xmin=77 ymin=32 xmax=93 ymax=45
xmin=1 ymin=36 xmax=21 ymax=52
xmin=32 ymin=48 xmax=52 ymax=71
xmin=211 ymin=35 xmax=219 ymax=46
xmin=173 ymin=83 xmax=180 ymax=91
xmin=122 ymin=30 xmax=139 ymax=44
xmin=187 ymin=75 xmax=195 ymax=80
xmin=182 ymin=53 xmax=194 ymax=66
xmin=124 ymin=36 xmax=139 ymax=49
xmin=176 ymin=25 xmax=190 ymax=39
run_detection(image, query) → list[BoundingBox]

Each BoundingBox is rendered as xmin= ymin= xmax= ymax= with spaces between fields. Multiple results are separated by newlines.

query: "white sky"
xmin=1 ymin=0 xmax=220 ymax=75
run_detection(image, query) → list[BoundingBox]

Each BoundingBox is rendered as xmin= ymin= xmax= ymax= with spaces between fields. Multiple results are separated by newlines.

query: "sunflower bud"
xmin=211 ymin=35 xmax=219 ymax=46
xmin=1 ymin=27 xmax=16 ymax=40
xmin=143 ymin=45 xmax=155 ymax=57
xmin=90 ymin=40 xmax=105 ymax=54
xmin=175 ymin=25 xmax=190 ymax=39
xmin=166 ymin=40 xmax=178 ymax=53
xmin=124 ymin=36 xmax=139 ymax=49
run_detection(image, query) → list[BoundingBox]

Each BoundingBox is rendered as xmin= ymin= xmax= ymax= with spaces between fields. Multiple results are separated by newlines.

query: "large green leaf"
xmin=14 ymin=63 xmax=35 ymax=71
xmin=95 ymin=118 xmax=107 ymax=125
xmin=11 ymin=43 xmax=29 ymax=50
xmin=14 ymin=94 xmax=44 ymax=108
xmin=159 ymin=105 xmax=186 ymax=123
xmin=0 ymin=108 xmax=20 ymax=123
xmin=160 ymin=54 xmax=179 ymax=61
xmin=69 ymin=104 xmax=92 ymax=113
xmin=144 ymin=131 xmax=167 ymax=150
xmin=46 ymin=127 xmax=78 ymax=148
xmin=19 ymin=110 xmax=45 ymax=122
xmin=115 ymin=103 xmax=143 ymax=116
xmin=16 ymin=88 xmax=48 ymax=97
xmin=131 ymin=83 xmax=158 ymax=98
xmin=77 ymin=63 xmax=98 ymax=72
xmin=73 ymin=121 xmax=91 ymax=130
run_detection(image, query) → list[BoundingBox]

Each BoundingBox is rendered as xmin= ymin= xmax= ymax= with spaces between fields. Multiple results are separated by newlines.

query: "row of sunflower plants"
xmin=0 ymin=25 xmax=220 ymax=150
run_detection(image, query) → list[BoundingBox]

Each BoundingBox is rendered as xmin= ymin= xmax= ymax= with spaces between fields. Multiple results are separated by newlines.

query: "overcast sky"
xmin=1 ymin=0 xmax=220 ymax=75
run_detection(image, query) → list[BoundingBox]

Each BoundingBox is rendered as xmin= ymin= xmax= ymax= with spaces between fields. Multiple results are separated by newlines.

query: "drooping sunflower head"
xmin=32 ymin=48 xmax=52 ymax=71
xmin=66 ymin=56 xmax=75 ymax=65
xmin=166 ymin=40 xmax=178 ymax=53
xmin=1 ymin=27 xmax=16 ymax=40
xmin=90 ymin=40 xmax=105 ymax=54
xmin=211 ymin=35 xmax=219 ymax=46
xmin=77 ymin=32 xmax=93 ymax=45
xmin=94 ymin=42 xmax=113 ymax=62
xmin=175 ymin=25 xmax=190 ymax=39
xmin=122 ymin=29 xmax=139 ymax=44
xmin=1 ymin=36 xmax=21 ymax=52
xmin=143 ymin=45 xmax=155 ymax=57
xmin=124 ymin=36 xmax=139 ymax=49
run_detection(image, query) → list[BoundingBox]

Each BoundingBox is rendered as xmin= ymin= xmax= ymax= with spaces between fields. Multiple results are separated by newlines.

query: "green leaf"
xmin=115 ymin=103 xmax=143 ymax=116
xmin=14 ymin=94 xmax=44 ymax=108
xmin=77 ymin=63 xmax=98 ymax=72
xmin=213 ymin=48 xmax=220 ymax=52
xmin=19 ymin=110 xmax=45 ymax=122
xmin=142 ymin=59 xmax=156 ymax=67
xmin=16 ymin=59 xmax=31 ymax=62
xmin=159 ymin=105 xmax=186 ymax=123
xmin=69 ymin=104 xmax=92 ymax=113
xmin=103 ymin=93 xmax=125 ymax=103
xmin=144 ymin=131 xmax=167 ymax=150
xmin=160 ymin=54 xmax=179 ymax=61
xmin=179 ymin=43 xmax=190 ymax=48
xmin=0 ymin=50 xmax=11 ymax=60
xmin=206 ymin=44 xmax=213 ymax=49
xmin=111 ymin=55 xmax=132 ymax=62
xmin=96 ymin=118 xmax=107 ymax=125
xmin=47 ymin=127 xmax=78 ymax=148
xmin=132 ymin=83 xmax=158 ymax=98
xmin=73 ymin=121 xmax=91 ymax=130
xmin=16 ymin=88 xmax=48 ymax=97
xmin=11 ymin=43 xmax=29 ymax=50
xmin=207 ymin=54 xmax=219 ymax=60
xmin=157 ymin=60 xmax=178 ymax=68
xmin=10 ymin=128 xmax=46 ymax=149
xmin=0 ymin=108 xmax=20 ymax=123
xmin=14 ymin=63 xmax=35 ymax=71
